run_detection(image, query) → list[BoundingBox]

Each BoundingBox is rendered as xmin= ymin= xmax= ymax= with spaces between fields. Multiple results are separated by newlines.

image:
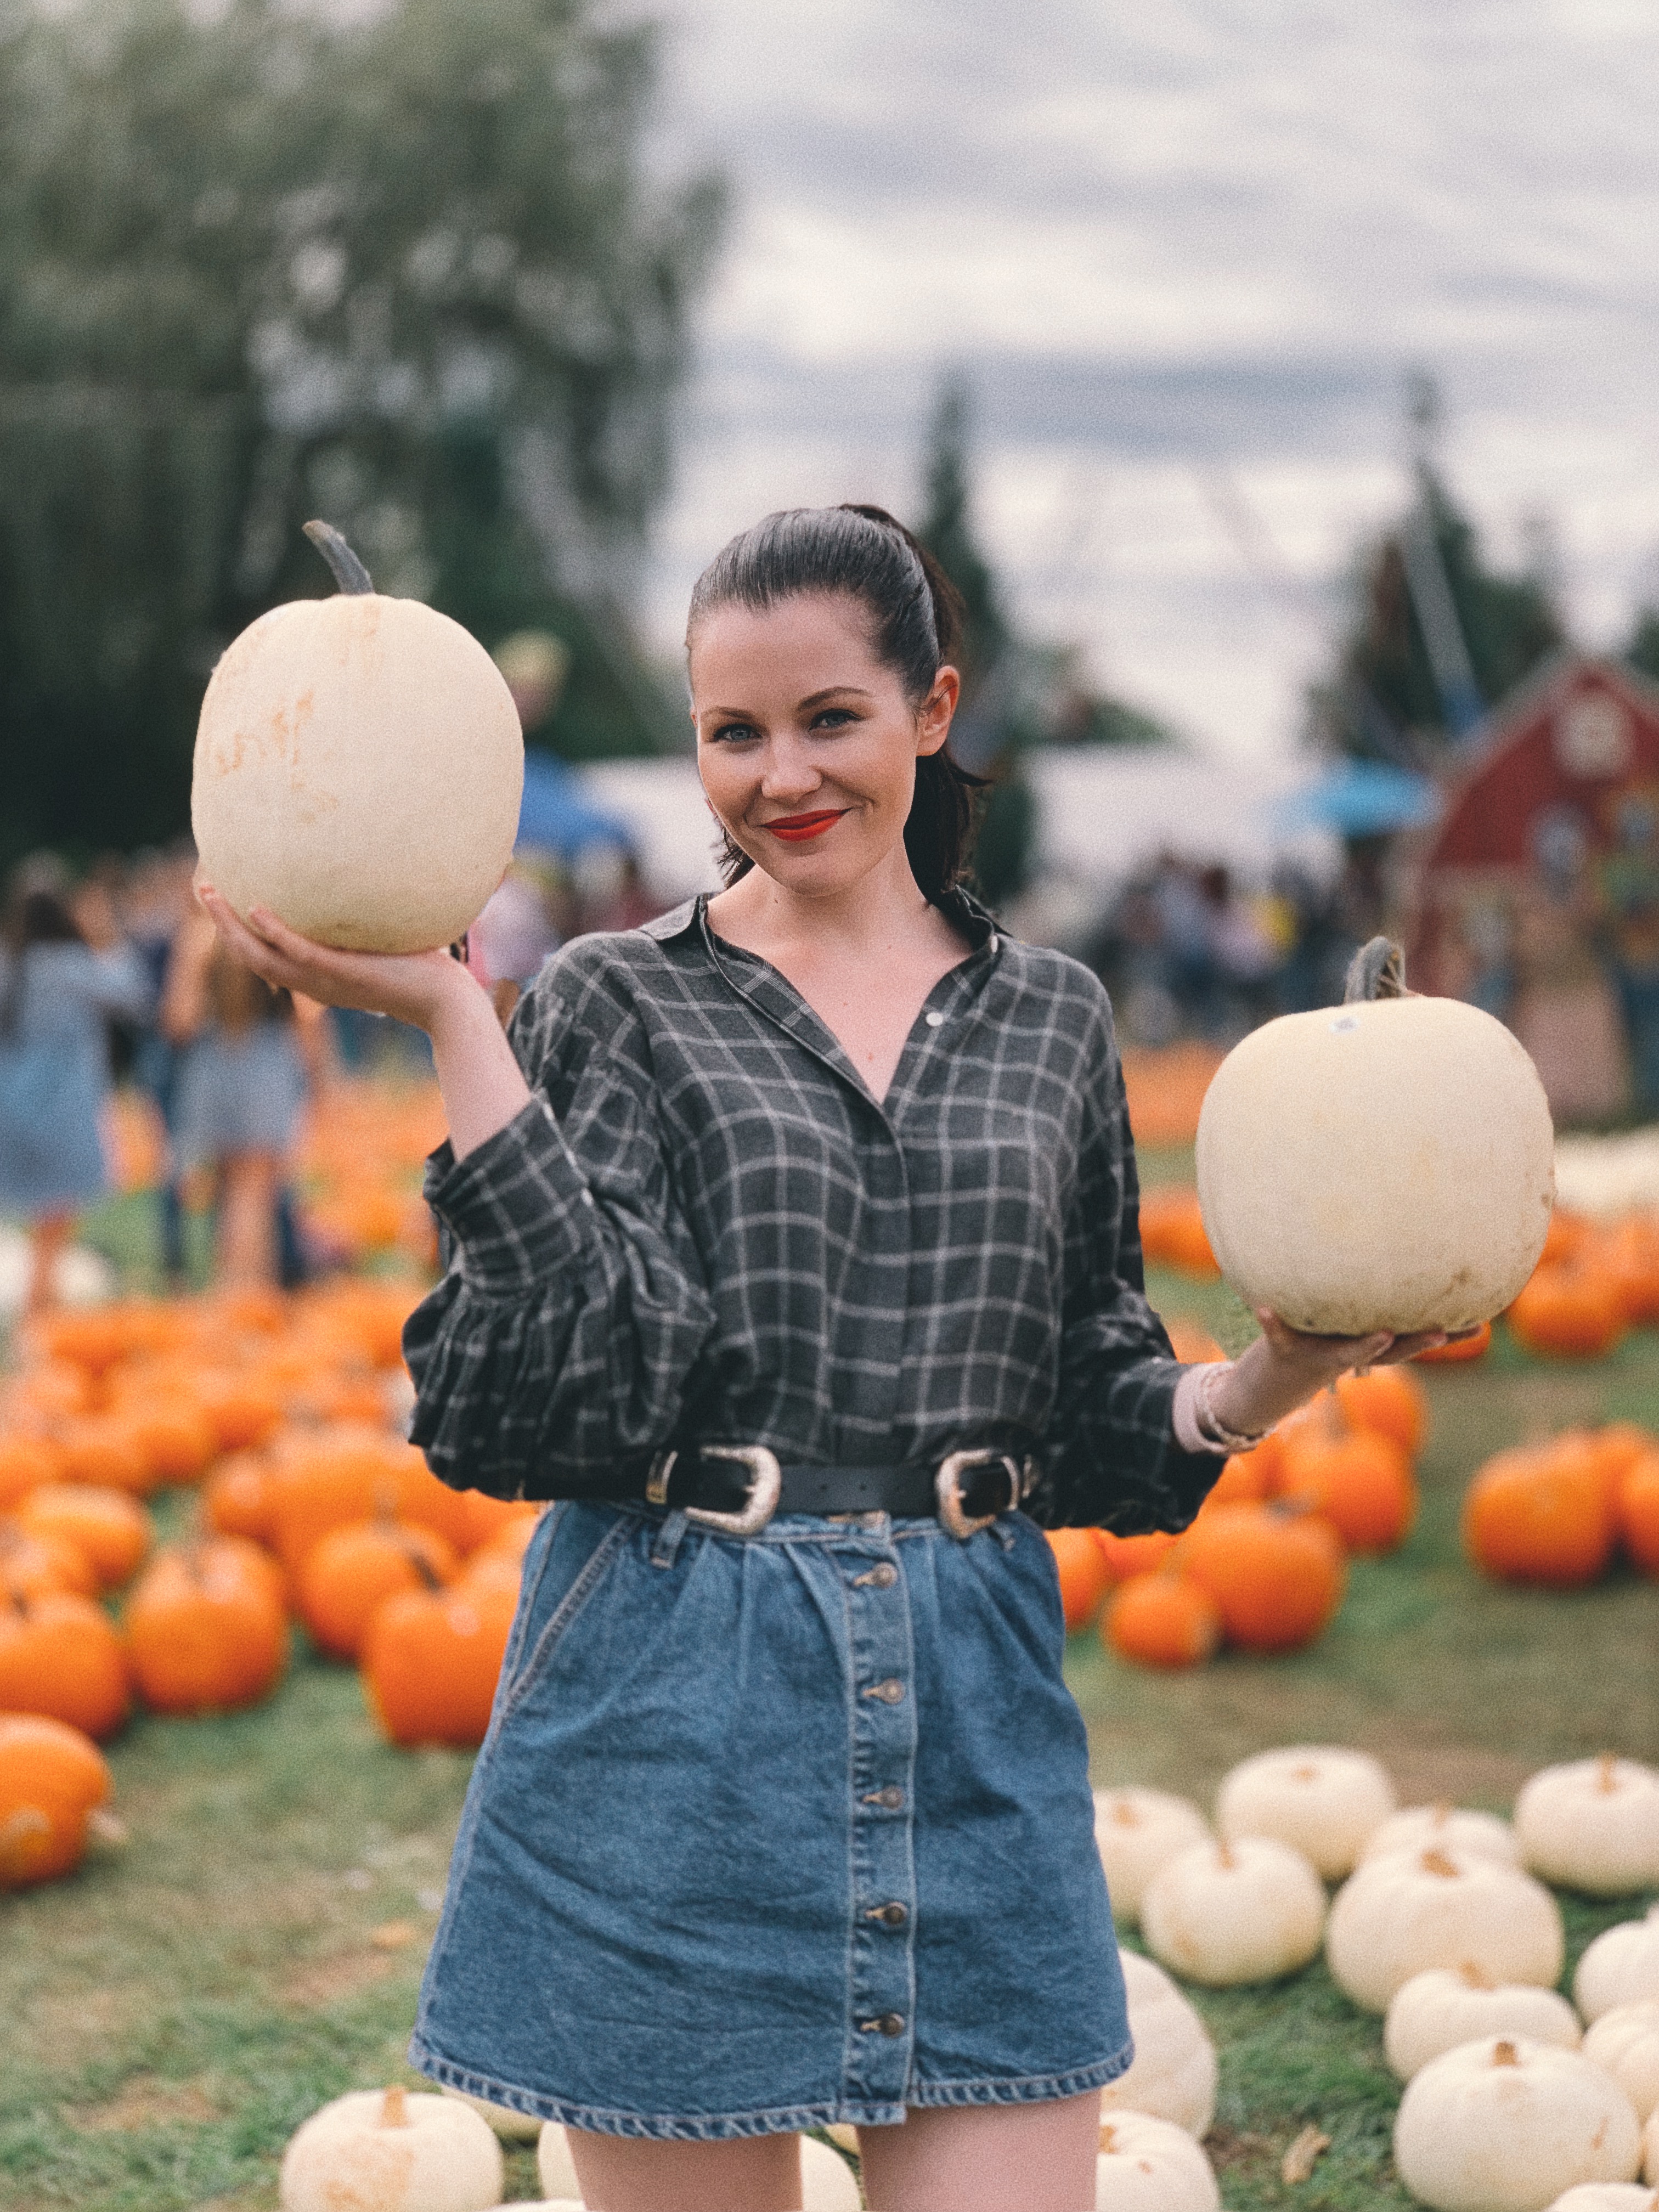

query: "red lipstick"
xmin=765 ymin=810 xmax=846 ymax=842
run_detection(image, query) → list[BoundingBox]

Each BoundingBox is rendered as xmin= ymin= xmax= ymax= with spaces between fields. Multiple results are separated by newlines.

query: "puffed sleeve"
xmin=403 ymin=955 xmax=717 ymax=1499
xmin=1036 ymin=1007 xmax=1224 ymax=1533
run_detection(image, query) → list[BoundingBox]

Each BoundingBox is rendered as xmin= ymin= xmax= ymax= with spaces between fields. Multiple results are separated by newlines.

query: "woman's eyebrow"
xmin=797 ymin=685 xmax=873 ymax=709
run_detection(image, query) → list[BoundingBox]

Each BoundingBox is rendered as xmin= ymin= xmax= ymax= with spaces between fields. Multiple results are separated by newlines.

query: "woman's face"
xmin=689 ymin=591 xmax=957 ymax=896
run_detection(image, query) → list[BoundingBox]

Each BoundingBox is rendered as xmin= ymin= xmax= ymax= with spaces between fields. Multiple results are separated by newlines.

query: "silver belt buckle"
xmin=935 ymin=1448 xmax=1025 ymax=1540
xmin=668 ymin=1443 xmax=782 ymax=1537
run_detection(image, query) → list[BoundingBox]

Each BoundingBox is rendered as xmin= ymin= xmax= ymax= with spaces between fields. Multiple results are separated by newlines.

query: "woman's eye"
xmin=811 ymin=708 xmax=856 ymax=730
xmin=709 ymin=721 xmax=759 ymax=744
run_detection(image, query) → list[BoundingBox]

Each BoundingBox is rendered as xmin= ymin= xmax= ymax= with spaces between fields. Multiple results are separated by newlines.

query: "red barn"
xmin=1408 ymin=656 xmax=1659 ymax=1123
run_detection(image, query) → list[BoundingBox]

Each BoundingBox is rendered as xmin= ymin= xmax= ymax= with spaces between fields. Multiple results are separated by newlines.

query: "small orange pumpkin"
xmin=1507 ymin=1265 xmax=1625 ymax=1360
xmin=0 ymin=1589 xmax=131 ymax=1739
xmin=1046 ymin=1528 xmax=1114 ymax=1630
xmin=1333 ymin=1367 xmax=1428 ymax=1459
xmin=55 ymin=1414 xmax=158 ymax=1497
xmin=0 ymin=1519 xmax=99 ymax=1601
xmin=1103 ymin=1573 xmax=1221 ymax=1668
xmin=1462 ymin=1441 xmax=1615 ymax=1587
xmin=1278 ymin=1429 xmax=1418 ymax=1556
xmin=456 ymin=1491 xmax=542 ymax=1554
xmin=202 ymin=1451 xmax=281 ymax=1546
xmin=16 ymin=1486 xmax=153 ymax=1593
xmin=0 ymin=1714 xmax=112 ymax=1888
xmin=1092 ymin=1528 xmax=1180 ymax=1581
xmin=1176 ymin=1502 xmax=1347 ymax=1654
xmin=0 ymin=1432 xmax=64 ymax=1510
xmin=124 ymin=1538 xmax=288 ymax=1714
xmin=108 ymin=1393 xmax=218 ymax=1486
xmin=1615 ymin=1450 xmax=1659 ymax=1576
xmin=296 ymin=1517 xmax=458 ymax=1663
xmin=361 ymin=1581 xmax=518 ymax=1750
xmin=1414 ymin=1318 xmax=1491 ymax=1363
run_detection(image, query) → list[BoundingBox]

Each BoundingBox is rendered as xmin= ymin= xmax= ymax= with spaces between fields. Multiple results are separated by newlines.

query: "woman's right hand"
xmin=195 ymin=886 xmax=479 ymax=1038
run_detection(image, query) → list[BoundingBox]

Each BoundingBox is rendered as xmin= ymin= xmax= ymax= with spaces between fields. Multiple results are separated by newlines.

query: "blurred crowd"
xmin=0 ymin=841 xmax=669 ymax=1316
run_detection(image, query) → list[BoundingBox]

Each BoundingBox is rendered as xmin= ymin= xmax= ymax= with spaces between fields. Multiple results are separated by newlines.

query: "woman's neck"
xmin=709 ymin=846 xmax=941 ymax=965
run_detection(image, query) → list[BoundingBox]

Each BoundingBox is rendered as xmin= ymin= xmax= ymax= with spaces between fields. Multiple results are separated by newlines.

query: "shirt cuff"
xmin=1172 ymin=1362 xmax=1233 ymax=1457
xmin=422 ymin=1096 xmax=595 ymax=1295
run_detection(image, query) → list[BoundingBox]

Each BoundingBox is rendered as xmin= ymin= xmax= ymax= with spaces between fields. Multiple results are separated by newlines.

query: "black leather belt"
xmin=639 ymin=1443 xmax=1036 ymax=1539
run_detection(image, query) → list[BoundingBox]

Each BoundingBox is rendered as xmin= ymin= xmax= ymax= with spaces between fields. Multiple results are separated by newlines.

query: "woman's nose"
xmin=759 ymin=739 xmax=820 ymax=799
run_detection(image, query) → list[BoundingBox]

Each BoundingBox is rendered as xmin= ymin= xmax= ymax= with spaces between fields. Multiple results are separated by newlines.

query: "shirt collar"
xmin=639 ymin=883 xmax=1002 ymax=957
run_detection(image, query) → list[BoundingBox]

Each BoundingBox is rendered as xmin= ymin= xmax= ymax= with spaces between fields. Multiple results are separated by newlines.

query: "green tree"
xmin=1311 ymin=379 xmax=1566 ymax=760
xmin=1623 ymin=605 xmax=1659 ymax=686
xmin=0 ymin=0 xmax=720 ymax=866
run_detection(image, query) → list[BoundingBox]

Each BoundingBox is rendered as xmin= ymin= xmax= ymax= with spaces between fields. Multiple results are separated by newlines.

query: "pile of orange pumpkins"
xmin=1464 ymin=1419 xmax=1659 ymax=1590
xmin=0 ymin=1280 xmax=540 ymax=1891
xmin=1048 ymin=1361 xmax=1431 ymax=1669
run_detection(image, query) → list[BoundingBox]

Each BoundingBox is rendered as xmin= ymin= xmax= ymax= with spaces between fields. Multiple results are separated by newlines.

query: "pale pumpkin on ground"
xmin=193 ymin=530 xmax=524 ymax=955
xmin=279 ymin=2085 xmax=505 ymax=2212
xmin=1542 ymin=2185 xmax=1658 ymax=2209
xmin=1361 ymin=1802 xmax=1521 ymax=1869
xmin=1095 ymin=2111 xmax=1221 ymax=2211
xmin=1394 ymin=2038 xmax=1643 ymax=2210
xmin=1093 ymin=1787 xmax=1211 ymax=1926
xmin=1195 ymin=993 xmax=1554 ymax=1335
xmin=1141 ymin=1835 xmax=1327 ymax=1988
xmin=1384 ymin=1963 xmax=1582 ymax=2081
xmin=1101 ymin=1951 xmax=1218 ymax=2137
xmin=1578 ymin=1911 xmax=1659 ymax=2024
xmin=1325 ymin=1844 xmax=1565 ymax=2013
xmin=1215 ymin=1743 xmax=1396 ymax=1879
xmin=439 ymin=2083 xmax=541 ymax=2142
xmin=1584 ymin=2004 xmax=1659 ymax=2125
xmin=1516 ymin=1757 xmax=1659 ymax=1898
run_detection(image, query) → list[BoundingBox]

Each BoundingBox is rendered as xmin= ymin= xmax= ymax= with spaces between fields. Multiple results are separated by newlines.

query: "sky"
xmin=622 ymin=0 xmax=1659 ymax=758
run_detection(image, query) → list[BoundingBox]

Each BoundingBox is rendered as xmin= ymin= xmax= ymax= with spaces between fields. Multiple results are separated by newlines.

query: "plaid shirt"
xmin=405 ymin=888 xmax=1220 ymax=1531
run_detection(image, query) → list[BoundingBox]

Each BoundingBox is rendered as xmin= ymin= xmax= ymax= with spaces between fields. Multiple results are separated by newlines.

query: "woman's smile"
xmin=763 ymin=809 xmax=849 ymax=841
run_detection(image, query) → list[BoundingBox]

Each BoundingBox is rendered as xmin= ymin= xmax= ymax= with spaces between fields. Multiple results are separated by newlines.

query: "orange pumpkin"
xmin=1278 ymin=1429 xmax=1418 ymax=1555
xmin=389 ymin=1448 xmax=475 ymax=1554
xmin=29 ymin=1307 xmax=129 ymax=1378
xmin=0 ymin=1715 xmax=112 ymax=1888
xmin=1334 ymin=1367 xmax=1428 ymax=1459
xmin=361 ymin=1581 xmax=517 ymax=1749
xmin=124 ymin=1538 xmax=288 ymax=1714
xmin=1163 ymin=1316 xmax=1224 ymax=1363
xmin=0 ymin=1518 xmax=99 ymax=1601
xmin=16 ymin=1486 xmax=153 ymax=1592
xmin=1046 ymin=1528 xmax=1114 ymax=1629
xmin=108 ymin=1394 xmax=218 ymax=1486
xmin=1582 ymin=1421 xmax=1656 ymax=1508
xmin=1538 ymin=1210 xmax=1594 ymax=1266
xmin=456 ymin=1491 xmax=542 ymax=1554
xmin=1415 ymin=1318 xmax=1491 ymax=1364
xmin=0 ymin=1589 xmax=130 ymax=1739
xmin=55 ymin=1414 xmax=158 ymax=1497
xmin=1202 ymin=1454 xmax=1272 ymax=1510
xmin=4 ymin=1360 xmax=90 ymax=1421
xmin=190 ymin=1370 xmax=285 ymax=1453
xmin=1092 ymin=1529 xmax=1180 ymax=1581
xmin=1615 ymin=1451 xmax=1659 ymax=1576
xmin=202 ymin=1451 xmax=281 ymax=1546
xmin=1507 ymin=1265 xmax=1625 ymax=1360
xmin=296 ymin=1517 xmax=458 ymax=1663
xmin=1138 ymin=1186 xmax=1220 ymax=1278
xmin=268 ymin=1427 xmax=402 ymax=1574
xmin=0 ymin=1432 xmax=64 ymax=1510
xmin=1177 ymin=1503 xmax=1347 ymax=1654
xmin=1462 ymin=1442 xmax=1615 ymax=1587
xmin=1103 ymin=1573 xmax=1221 ymax=1668
xmin=1599 ymin=1216 xmax=1659 ymax=1325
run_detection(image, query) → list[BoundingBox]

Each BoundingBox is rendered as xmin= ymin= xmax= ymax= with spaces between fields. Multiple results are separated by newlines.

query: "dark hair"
xmin=686 ymin=503 xmax=984 ymax=900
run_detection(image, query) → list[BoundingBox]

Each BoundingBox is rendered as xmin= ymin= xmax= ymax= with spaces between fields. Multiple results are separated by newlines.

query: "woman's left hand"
xmin=1209 ymin=1310 xmax=1477 ymax=1441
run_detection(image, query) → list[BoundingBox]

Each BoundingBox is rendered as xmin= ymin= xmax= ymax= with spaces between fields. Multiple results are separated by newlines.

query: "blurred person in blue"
xmin=0 ymin=862 xmax=151 ymax=1315
xmin=161 ymin=903 xmax=314 ymax=1288
xmin=121 ymin=842 xmax=200 ymax=1284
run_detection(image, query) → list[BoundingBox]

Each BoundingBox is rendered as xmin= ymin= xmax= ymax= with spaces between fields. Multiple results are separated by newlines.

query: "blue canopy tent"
xmin=516 ymin=750 xmax=635 ymax=857
xmin=1272 ymin=760 xmax=1441 ymax=839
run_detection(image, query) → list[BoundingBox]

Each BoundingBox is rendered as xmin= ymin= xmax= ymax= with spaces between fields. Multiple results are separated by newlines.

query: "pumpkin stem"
xmin=1216 ymin=1840 xmax=1237 ymax=1871
xmin=1491 ymin=2039 xmax=1520 ymax=2067
xmin=1430 ymin=1801 xmax=1452 ymax=1826
xmin=1343 ymin=935 xmax=1408 ymax=1002
xmin=1420 ymin=1848 xmax=1460 ymax=1878
xmin=1596 ymin=1752 xmax=1619 ymax=1793
xmin=303 ymin=520 xmax=375 ymax=596
xmin=380 ymin=2085 xmax=409 ymax=2128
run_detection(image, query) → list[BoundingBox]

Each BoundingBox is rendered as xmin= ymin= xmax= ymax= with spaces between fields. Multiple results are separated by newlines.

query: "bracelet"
xmin=1193 ymin=1361 xmax=1272 ymax=1454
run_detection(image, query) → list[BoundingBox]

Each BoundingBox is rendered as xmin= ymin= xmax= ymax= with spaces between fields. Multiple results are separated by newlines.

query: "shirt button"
xmin=924 ymin=1010 xmax=945 ymax=1028
xmin=862 ymin=1678 xmax=905 ymax=1703
xmin=862 ymin=1786 xmax=905 ymax=1809
xmin=854 ymin=1562 xmax=898 ymax=1588
xmin=860 ymin=2013 xmax=906 ymax=2037
xmin=867 ymin=1901 xmax=909 ymax=1927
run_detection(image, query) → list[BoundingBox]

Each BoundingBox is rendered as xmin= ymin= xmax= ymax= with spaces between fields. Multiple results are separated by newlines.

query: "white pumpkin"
xmin=279 ymin=2084 xmax=505 ymax=2212
xmin=1361 ymin=1802 xmax=1521 ymax=1869
xmin=1544 ymin=2188 xmax=1659 ymax=2210
xmin=1093 ymin=1787 xmax=1212 ymax=1925
xmin=800 ymin=2136 xmax=862 ymax=2211
xmin=1648 ymin=2107 xmax=1659 ymax=2183
xmin=1141 ymin=1835 xmax=1326 ymax=1988
xmin=193 ymin=524 xmax=524 ymax=954
xmin=1100 ymin=1951 xmax=1218 ymax=2137
xmin=1584 ymin=2005 xmax=1659 ymax=2124
xmin=440 ymin=2085 xmax=542 ymax=2143
xmin=1095 ymin=2111 xmax=1220 ymax=2211
xmin=1516 ymin=1758 xmax=1659 ymax=1898
xmin=1195 ymin=990 xmax=1554 ymax=1335
xmin=1215 ymin=1745 xmax=1396 ymax=1879
xmin=1384 ymin=1963 xmax=1582 ymax=2081
xmin=1326 ymin=1844 xmax=1565 ymax=2013
xmin=1577 ymin=1911 xmax=1659 ymax=2024
xmin=537 ymin=2125 xmax=581 ymax=2202
xmin=1394 ymin=2038 xmax=1642 ymax=2209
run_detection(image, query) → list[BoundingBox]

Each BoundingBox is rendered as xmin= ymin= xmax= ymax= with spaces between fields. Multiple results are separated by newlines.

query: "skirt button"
xmin=860 ymin=2012 xmax=906 ymax=2036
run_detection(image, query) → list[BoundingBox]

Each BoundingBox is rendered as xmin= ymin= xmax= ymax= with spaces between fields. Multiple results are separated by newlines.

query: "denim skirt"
xmin=409 ymin=1500 xmax=1130 ymax=2140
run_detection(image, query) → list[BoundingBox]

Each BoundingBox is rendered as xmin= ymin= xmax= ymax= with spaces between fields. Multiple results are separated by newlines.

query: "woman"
xmin=201 ymin=505 xmax=1450 ymax=2212
xmin=0 ymin=870 xmax=150 ymax=1316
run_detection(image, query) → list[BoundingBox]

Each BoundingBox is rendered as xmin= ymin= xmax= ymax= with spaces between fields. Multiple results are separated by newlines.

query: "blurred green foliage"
xmin=0 ymin=0 xmax=723 ymax=868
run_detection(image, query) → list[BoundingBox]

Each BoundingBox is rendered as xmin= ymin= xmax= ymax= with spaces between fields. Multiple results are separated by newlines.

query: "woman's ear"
xmin=916 ymin=665 xmax=961 ymax=758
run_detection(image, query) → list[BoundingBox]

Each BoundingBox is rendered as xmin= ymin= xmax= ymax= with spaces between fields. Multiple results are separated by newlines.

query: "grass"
xmin=1 ymin=1159 xmax=1656 ymax=2207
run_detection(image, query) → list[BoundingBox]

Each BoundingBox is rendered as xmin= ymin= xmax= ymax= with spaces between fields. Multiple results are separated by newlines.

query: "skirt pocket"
xmin=496 ymin=1505 xmax=633 ymax=1723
